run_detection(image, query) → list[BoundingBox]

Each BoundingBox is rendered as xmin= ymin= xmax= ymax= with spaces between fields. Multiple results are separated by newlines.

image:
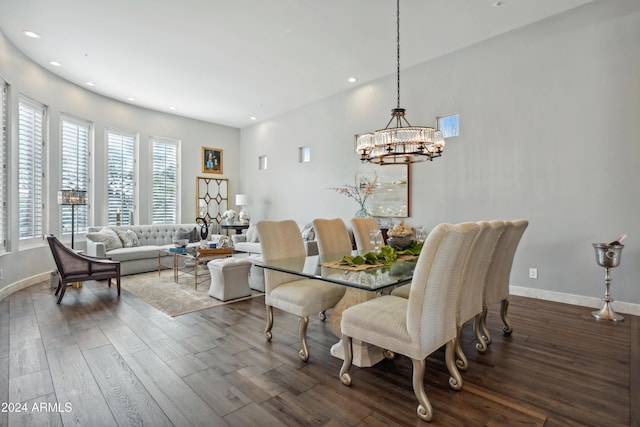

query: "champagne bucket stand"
xmin=591 ymin=243 xmax=624 ymax=322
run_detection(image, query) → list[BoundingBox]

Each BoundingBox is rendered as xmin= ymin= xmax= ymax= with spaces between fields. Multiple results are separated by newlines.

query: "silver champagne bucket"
xmin=591 ymin=242 xmax=624 ymax=321
xmin=592 ymin=243 xmax=623 ymax=268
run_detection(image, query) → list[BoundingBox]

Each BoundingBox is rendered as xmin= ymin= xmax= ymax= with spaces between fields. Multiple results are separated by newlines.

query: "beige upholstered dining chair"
xmin=256 ymin=220 xmax=346 ymax=362
xmin=350 ymin=217 xmax=380 ymax=253
xmin=338 ymin=222 xmax=481 ymax=422
xmin=312 ymin=218 xmax=353 ymax=256
xmin=476 ymin=219 xmax=528 ymax=348
xmin=453 ymin=220 xmax=505 ymax=367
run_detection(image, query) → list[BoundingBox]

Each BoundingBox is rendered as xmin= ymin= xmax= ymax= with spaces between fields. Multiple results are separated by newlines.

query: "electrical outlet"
xmin=529 ymin=268 xmax=538 ymax=279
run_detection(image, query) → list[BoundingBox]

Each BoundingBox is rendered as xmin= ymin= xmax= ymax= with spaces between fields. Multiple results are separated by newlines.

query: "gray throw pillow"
xmin=175 ymin=227 xmax=199 ymax=242
xmin=116 ymin=229 xmax=139 ymax=248
xmin=85 ymin=227 xmax=123 ymax=251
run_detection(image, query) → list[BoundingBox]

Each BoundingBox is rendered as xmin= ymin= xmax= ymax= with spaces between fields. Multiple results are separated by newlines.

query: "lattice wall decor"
xmin=196 ymin=177 xmax=228 ymax=233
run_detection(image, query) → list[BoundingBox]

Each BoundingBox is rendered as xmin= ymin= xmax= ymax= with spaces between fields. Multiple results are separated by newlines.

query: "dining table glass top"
xmin=259 ymin=252 xmax=418 ymax=291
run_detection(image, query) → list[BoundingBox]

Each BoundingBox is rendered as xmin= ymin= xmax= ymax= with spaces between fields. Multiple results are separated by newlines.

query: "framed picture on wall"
xmin=202 ymin=147 xmax=223 ymax=174
xmin=358 ymin=163 xmax=409 ymax=217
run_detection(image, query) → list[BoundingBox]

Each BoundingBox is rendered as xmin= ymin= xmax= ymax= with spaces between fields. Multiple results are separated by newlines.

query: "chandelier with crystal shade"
xmin=355 ymin=0 xmax=445 ymax=164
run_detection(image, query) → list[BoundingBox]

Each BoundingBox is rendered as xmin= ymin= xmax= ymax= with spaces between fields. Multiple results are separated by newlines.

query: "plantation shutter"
xmin=107 ymin=131 xmax=136 ymax=225
xmin=0 ymin=81 xmax=7 ymax=251
xmin=18 ymin=98 xmax=46 ymax=241
xmin=61 ymin=118 xmax=90 ymax=235
xmin=151 ymin=138 xmax=178 ymax=224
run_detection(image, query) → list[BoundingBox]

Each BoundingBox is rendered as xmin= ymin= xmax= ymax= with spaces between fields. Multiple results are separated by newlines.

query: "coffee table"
xmin=158 ymin=248 xmax=230 ymax=290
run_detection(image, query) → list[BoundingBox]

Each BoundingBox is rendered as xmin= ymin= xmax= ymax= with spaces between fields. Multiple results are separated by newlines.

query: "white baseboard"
xmin=511 ymin=285 xmax=640 ymax=316
xmin=0 ymin=272 xmax=52 ymax=302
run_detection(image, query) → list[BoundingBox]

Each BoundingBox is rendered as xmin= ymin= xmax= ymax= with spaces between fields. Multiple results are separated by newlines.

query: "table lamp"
xmin=58 ymin=189 xmax=87 ymax=249
xmin=236 ymin=194 xmax=250 ymax=224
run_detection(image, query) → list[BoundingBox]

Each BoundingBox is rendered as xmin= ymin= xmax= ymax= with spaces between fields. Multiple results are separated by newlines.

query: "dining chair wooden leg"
xmin=474 ymin=314 xmax=487 ymax=353
xmin=265 ymin=305 xmax=274 ymax=341
xmin=116 ymin=277 xmax=121 ymax=296
xmin=446 ymin=339 xmax=463 ymax=391
xmin=298 ymin=316 xmax=310 ymax=362
xmin=56 ymin=283 xmax=66 ymax=304
xmin=339 ymin=335 xmax=353 ymax=386
xmin=479 ymin=307 xmax=492 ymax=346
xmin=501 ymin=299 xmax=513 ymax=335
xmin=454 ymin=326 xmax=468 ymax=371
xmin=410 ymin=358 xmax=433 ymax=422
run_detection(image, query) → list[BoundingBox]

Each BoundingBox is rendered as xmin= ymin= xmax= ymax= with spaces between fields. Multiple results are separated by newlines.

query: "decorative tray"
xmin=196 ymin=247 xmax=233 ymax=256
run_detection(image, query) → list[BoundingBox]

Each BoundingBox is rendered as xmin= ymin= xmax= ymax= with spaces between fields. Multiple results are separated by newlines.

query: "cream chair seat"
xmin=257 ymin=220 xmax=346 ymax=362
xmin=339 ymin=222 xmax=481 ymax=422
xmin=350 ymin=217 xmax=380 ymax=253
xmin=476 ymin=219 xmax=529 ymax=347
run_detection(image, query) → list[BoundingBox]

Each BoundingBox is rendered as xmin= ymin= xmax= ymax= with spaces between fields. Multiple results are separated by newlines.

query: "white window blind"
xmin=0 ymin=81 xmax=7 ymax=252
xmin=151 ymin=138 xmax=178 ymax=224
xmin=18 ymin=98 xmax=46 ymax=241
xmin=107 ymin=131 xmax=136 ymax=226
xmin=61 ymin=117 xmax=90 ymax=235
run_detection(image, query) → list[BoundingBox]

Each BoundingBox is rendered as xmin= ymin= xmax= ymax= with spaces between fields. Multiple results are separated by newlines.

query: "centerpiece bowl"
xmin=387 ymin=235 xmax=414 ymax=249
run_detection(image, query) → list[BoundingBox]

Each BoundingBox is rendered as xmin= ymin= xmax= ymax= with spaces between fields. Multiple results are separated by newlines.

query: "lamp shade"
xmin=235 ymin=194 xmax=247 ymax=206
xmin=57 ymin=189 xmax=87 ymax=205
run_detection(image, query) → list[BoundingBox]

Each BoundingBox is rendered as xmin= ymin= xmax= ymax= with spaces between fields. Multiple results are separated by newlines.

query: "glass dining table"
xmin=259 ymin=252 xmax=419 ymax=367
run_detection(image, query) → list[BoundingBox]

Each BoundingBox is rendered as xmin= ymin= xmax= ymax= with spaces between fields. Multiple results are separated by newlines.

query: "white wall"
xmin=0 ymin=31 xmax=241 ymax=292
xmin=240 ymin=0 xmax=640 ymax=306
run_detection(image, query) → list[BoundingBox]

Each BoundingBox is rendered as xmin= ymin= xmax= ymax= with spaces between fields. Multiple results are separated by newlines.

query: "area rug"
xmin=120 ymin=271 xmax=263 ymax=317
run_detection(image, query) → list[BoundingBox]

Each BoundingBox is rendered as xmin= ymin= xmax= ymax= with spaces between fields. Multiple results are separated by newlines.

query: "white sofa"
xmin=231 ymin=222 xmax=318 ymax=256
xmin=85 ymin=224 xmax=228 ymax=275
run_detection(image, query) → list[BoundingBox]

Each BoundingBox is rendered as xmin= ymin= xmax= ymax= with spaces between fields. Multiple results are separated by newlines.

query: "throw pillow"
xmin=246 ymin=224 xmax=259 ymax=243
xmin=175 ymin=227 xmax=199 ymax=242
xmin=301 ymin=223 xmax=315 ymax=241
xmin=85 ymin=227 xmax=123 ymax=251
xmin=116 ymin=229 xmax=139 ymax=248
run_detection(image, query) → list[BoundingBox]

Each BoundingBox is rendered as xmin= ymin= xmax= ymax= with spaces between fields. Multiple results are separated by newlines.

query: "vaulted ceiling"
xmin=1 ymin=0 xmax=595 ymax=128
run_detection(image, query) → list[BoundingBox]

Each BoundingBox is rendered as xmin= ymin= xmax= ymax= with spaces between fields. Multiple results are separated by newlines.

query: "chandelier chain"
xmin=396 ymin=0 xmax=401 ymax=109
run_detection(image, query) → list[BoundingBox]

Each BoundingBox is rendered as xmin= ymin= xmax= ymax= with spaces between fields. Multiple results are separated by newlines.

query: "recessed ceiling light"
xmin=169 ymin=106 xmax=177 ymax=111
xmin=85 ymin=82 xmax=95 ymax=86
xmin=23 ymin=30 xmax=40 ymax=39
xmin=49 ymin=61 xmax=61 ymax=67
xmin=250 ymin=116 xmax=257 ymax=121
xmin=127 ymin=97 xmax=135 ymax=102
xmin=348 ymin=77 xmax=358 ymax=83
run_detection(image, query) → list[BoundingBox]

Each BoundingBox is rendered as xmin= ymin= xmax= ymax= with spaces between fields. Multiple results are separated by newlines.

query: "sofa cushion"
xmin=86 ymin=227 xmax=123 ymax=250
xmin=107 ymin=245 xmax=166 ymax=262
xmin=116 ymin=229 xmax=140 ymax=248
xmin=246 ymin=224 xmax=259 ymax=243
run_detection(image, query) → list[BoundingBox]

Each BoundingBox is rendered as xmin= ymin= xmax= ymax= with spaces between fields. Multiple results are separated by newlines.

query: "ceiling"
xmin=1 ymin=0 xmax=595 ymax=129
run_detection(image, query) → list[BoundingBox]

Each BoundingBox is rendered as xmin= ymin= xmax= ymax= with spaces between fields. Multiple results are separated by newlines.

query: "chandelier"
xmin=355 ymin=0 xmax=445 ymax=164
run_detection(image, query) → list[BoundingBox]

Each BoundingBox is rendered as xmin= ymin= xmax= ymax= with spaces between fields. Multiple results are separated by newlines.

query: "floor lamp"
xmin=58 ymin=189 xmax=87 ymax=249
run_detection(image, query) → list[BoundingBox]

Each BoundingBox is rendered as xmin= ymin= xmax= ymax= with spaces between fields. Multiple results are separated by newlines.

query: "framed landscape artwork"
xmin=202 ymin=147 xmax=223 ymax=174
xmin=358 ymin=163 xmax=409 ymax=217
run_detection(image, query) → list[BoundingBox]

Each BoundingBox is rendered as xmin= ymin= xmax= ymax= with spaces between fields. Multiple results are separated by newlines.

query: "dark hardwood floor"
xmin=0 ymin=279 xmax=637 ymax=426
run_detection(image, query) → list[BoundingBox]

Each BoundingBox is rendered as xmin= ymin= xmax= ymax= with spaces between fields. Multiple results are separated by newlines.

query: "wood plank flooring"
xmin=0 ymin=279 xmax=637 ymax=426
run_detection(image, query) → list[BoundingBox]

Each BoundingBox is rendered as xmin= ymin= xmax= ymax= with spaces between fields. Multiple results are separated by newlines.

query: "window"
xmin=258 ymin=155 xmax=268 ymax=170
xmin=0 ymin=80 xmax=7 ymax=252
xmin=299 ymin=146 xmax=311 ymax=163
xmin=437 ymin=113 xmax=460 ymax=138
xmin=18 ymin=97 xmax=46 ymax=242
xmin=151 ymin=137 xmax=179 ymax=224
xmin=61 ymin=117 xmax=90 ymax=236
xmin=107 ymin=130 xmax=136 ymax=226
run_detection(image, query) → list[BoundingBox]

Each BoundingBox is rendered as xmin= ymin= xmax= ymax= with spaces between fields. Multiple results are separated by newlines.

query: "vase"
xmin=355 ymin=205 xmax=370 ymax=218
